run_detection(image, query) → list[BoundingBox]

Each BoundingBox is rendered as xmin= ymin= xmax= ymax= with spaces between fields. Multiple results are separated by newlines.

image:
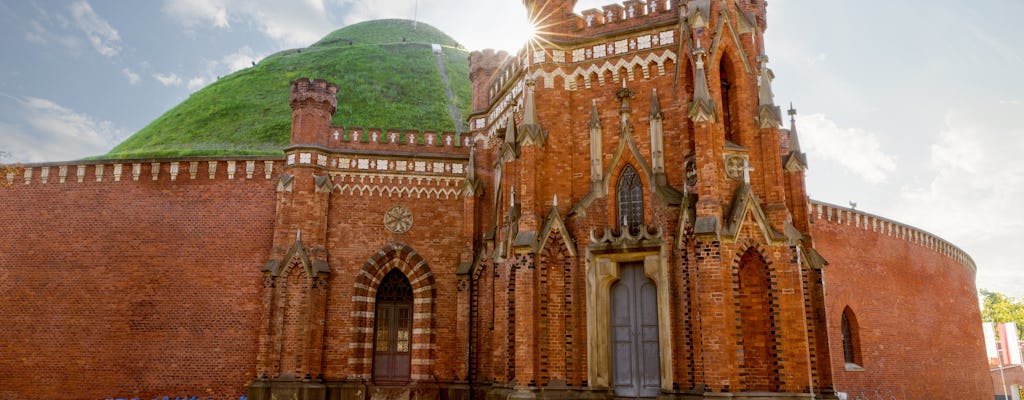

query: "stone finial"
xmin=649 ymin=88 xmax=665 ymax=174
xmin=788 ymin=103 xmax=801 ymax=153
xmin=687 ymin=0 xmax=711 ymax=29
xmin=589 ymin=99 xmax=603 ymax=183
xmin=616 ymin=80 xmax=635 ymax=122
xmin=519 ymin=79 xmax=545 ymax=147
xmin=688 ymin=45 xmax=716 ymax=122
xmin=523 ymin=79 xmax=538 ymax=126
xmin=650 ymin=88 xmax=662 ymax=120
xmin=756 ymin=56 xmax=782 ymax=128
xmin=503 ymin=113 xmax=517 ymax=144
xmin=783 ymin=102 xmax=807 ymax=170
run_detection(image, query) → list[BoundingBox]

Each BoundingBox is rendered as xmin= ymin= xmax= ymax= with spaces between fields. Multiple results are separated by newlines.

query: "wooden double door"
xmin=373 ymin=270 xmax=412 ymax=383
xmin=611 ymin=263 xmax=661 ymax=397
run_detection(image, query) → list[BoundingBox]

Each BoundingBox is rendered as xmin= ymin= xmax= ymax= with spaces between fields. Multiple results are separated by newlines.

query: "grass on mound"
xmin=104 ymin=20 xmax=471 ymax=160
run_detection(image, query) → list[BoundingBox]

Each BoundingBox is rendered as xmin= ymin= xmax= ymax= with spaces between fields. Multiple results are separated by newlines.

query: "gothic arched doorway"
xmin=610 ymin=262 xmax=661 ymax=397
xmin=373 ymin=269 xmax=413 ymax=383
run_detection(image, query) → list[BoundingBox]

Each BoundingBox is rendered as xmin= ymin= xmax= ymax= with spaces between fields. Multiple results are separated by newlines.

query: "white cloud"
xmin=162 ymin=0 xmax=229 ymax=28
xmin=0 ymin=97 xmax=126 ymax=162
xmin=154 ymin=73 xmax=183 ymax=87
xmin=797 ymin=113 xmax=898 ymax=184
xmin=121 ymin=68 xmax=141 ymax=85
xmin=219 ymin=46 xmax=261 ymax=73
xmin=805 ymin=52 xmax=828 ymax=65
xmin=68 ymin=0 xmax=122 ymax=57
xmin=186 ymin=76 xmax=207 ymax=91
xmin=338 ymin=0 xmax=414 ymax=26
xmin=162 ymin=0 xmax=335 ymax=46
xmin=892 ymin=106 xmax=1024 ymax=296
xmin=24 ymin=18 xmax=82 ymax=51
xmin=898 ymin=108 xmax=1024 ymax=239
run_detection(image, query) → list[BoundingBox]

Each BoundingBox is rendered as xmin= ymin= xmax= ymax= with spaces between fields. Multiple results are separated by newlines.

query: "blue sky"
xmin=1 ymin=0 xmax=1021 ymax=297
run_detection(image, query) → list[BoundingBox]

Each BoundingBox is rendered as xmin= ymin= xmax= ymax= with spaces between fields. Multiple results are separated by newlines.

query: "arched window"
xmin=841 ymin=307 xmax=862 ymax=367
xmin=720 ymin=56 xmax=738 ymax=144
xmin=617 ymin=165 xmax=643 ymax=234
xmin=374 ymin=269 xmax=413 ymax=383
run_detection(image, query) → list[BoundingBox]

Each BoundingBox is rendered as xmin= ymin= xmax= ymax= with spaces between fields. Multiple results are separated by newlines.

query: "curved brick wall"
xmin=810 ymin=201 xmax=991 ymax=400
xmin=0 ymin=159 xmax=279 ymax=400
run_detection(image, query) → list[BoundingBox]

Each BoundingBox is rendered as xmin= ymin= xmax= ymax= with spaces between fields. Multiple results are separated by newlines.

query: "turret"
xmin=523 ymin=0 xmax=578 ymax=38
xmin=289 ymin=78 xmax=338 ymax=147
xmin=469 ymin=49 xmax=510 ymax=112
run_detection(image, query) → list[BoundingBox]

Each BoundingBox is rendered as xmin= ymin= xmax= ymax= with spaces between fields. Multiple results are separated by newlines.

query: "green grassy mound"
xmin=105 ymin=19 xmax=471 ymax=159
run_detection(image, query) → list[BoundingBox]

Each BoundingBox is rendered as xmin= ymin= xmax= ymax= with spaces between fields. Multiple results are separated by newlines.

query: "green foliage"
xmin=981 ymin=289 xmax=1024 ymax=338
xmin=0 ymin=151 xmax=22 ymax=188
xmin=105 ymin=20 xmax=471 ymax=159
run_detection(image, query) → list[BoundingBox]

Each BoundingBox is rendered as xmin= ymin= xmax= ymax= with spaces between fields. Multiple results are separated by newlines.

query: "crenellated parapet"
xmin=575 ymin=0 xmax=676 ymax=38
xmin=289 ymin=78 xmax=338 ymax=112
xmin=6 ymin=157 xmax=280 ymax=186
xmin=810 ymin=200 xmax=976 ymax=273
xmin=290 ymin=78 xmax=339 ymax=147
xmin=319 ymin=126 xmax=468 ymax=151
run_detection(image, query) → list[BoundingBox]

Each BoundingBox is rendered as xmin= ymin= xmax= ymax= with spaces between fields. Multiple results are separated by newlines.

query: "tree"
xmin=980 ymin=289 xmax=1024 ymax=338
xmin=0 ymin=151 xmax=22 ymax=188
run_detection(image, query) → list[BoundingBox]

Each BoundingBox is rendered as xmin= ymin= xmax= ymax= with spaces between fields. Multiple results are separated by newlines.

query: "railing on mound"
xmin=809 ymin=200 xmax=976 ymax=273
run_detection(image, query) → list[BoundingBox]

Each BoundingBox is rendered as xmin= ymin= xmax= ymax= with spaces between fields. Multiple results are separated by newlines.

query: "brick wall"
xmin=0 ymin=160 xmax=278 ymax=400
xmin=991 ymin=365 xmax=1024 ymax=399
xmin=811 ymin=202 xmax=992 ymax=400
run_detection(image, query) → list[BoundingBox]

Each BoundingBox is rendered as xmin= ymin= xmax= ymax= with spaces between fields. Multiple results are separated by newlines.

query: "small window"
xmin=841 ymin=307 xmax=863 ymax=369
xmin=720 ymin=55 xmax=738 ymax=145
xmin=617 ymin=165 xmax=644 ymax=235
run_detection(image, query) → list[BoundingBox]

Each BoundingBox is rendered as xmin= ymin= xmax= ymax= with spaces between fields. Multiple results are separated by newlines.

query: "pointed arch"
xmin=617 ymin=164 xmax=644 ymax=235
xmin=736 ymin=245 xmax=779 ymax=391
xmin=841 ymin=306 xmax=862 ymax=367
xmin=275 ymin=259 xmax=310 ymax=378
xmin=350 ymin=243 xmax=436 ymax=381
xmin=718 ymin=53 xmax=740 ymax=145
xmin=537 ymin=234 xmax=577 ymax=385
xmin=373 ymin=269 xmax=414 ymax=383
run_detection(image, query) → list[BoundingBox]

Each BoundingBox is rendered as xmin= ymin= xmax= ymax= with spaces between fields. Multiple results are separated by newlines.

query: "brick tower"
xmin=465 ymin=0 xmax=836 ymax=398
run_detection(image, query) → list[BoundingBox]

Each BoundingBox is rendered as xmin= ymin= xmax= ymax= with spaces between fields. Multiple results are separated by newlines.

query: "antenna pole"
xmin=413 ymin=0 xmax=419 ymax=29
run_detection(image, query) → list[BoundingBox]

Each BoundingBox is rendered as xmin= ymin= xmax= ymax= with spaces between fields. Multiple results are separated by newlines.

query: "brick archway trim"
xmin=347 ymin=243 xmax=437 ymax=381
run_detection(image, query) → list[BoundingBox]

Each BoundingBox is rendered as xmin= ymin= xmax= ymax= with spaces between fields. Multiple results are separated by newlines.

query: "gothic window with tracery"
xmin=617 ymin=165 xmax=644 ymax=235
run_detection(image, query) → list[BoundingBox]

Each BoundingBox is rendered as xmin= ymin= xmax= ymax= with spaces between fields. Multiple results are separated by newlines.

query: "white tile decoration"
xmin=615 ymin=40 xmax=628 ymax=54
xmin=573 ymin=48 xmax=586 ymax=62
xmin=637 ymin=35 xmax=651 ymax=49
xmin=660 ymin=30 xmax=674 ymax=45
xmin=552 ymin=50 xmax=565 ymax=63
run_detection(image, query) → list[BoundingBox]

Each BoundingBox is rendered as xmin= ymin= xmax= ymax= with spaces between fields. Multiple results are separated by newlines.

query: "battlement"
xmin=809 ymin=200 xmax=976 ymax=273
xmin=574 ymin=0 xmax=675 ymax=38
xmin=290 ymin=78 xmax=339 ymax=111
xmin=471 ymin=0 xmax=681 ymax=116
xmin=5 ymin=157 xmax=282 ymax=186
xmin=319 ymin=126 xmax=470 ymax=153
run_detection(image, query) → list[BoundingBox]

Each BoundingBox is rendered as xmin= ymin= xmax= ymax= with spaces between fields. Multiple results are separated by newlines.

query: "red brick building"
xmin=0 ymin=1 xmax=992 ymax=399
